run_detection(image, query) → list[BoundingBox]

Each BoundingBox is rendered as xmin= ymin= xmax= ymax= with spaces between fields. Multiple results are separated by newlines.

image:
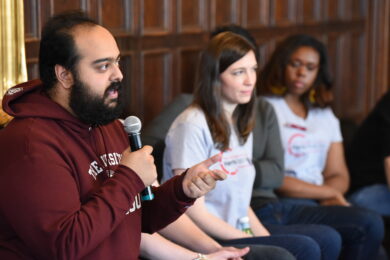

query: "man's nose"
xmin=110 ymin=63 xmax=123 ymax=82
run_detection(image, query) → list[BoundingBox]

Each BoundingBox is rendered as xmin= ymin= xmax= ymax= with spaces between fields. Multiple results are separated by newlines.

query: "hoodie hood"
xmin=2 ymin=79 xmax=90 ymax=131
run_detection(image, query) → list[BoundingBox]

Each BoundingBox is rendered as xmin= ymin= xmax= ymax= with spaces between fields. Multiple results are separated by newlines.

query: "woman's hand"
xmin=319 ymin=189 xmax=350 ymax=206
xmin=205 ymin=246 xmax=249 ymax=260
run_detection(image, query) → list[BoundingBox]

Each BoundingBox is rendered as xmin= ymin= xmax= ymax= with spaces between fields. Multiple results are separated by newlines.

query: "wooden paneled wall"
xmin=24 ymin=0 xmax=389 ymax=126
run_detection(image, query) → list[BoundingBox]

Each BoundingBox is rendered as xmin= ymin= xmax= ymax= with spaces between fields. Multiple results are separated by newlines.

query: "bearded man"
xmin=0 ymin=11 xmax=227 ymax=260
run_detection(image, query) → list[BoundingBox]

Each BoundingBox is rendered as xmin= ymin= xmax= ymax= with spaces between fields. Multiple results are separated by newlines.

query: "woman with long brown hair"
xmin=162 ymin=31 xmax=323 ymax=260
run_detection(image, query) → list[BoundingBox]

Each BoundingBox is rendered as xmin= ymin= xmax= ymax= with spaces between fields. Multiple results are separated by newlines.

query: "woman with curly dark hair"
xmin=260 ymin=34 xmax=347 ymax=206
xmin=257 ymin=34 xmax=384 ymax=259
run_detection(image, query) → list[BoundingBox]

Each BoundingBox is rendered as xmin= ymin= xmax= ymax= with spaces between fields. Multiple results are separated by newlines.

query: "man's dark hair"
xmin=259 ymin=34 xmax=333 ymax=107
xmin=39 ymin=10 xmax=98 ymax=91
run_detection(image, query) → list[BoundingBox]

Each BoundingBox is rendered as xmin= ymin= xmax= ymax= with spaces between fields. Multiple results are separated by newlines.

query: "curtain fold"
xmin=0 ymin=0 xmax=27 ymax=96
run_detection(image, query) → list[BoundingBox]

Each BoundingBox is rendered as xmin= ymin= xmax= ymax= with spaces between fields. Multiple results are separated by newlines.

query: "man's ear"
xmin=54 ymin=64 xmax=74 ymax=89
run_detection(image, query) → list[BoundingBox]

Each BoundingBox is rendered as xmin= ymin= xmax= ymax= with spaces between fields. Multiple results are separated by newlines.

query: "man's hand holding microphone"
xmin=120 ymin=116 xmax=226 ymax=199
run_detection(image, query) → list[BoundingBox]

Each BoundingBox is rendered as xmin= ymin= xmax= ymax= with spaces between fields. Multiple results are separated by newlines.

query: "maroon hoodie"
xmin=0 ymin=80 xmax=194 ymax=259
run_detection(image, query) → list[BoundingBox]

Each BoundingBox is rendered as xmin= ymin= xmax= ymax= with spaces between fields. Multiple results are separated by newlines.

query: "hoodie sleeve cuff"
xmin=172 ymin=169 xmax=195 ymax=203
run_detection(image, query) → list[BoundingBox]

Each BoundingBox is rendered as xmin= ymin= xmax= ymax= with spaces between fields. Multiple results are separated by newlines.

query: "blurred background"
xmin=17 ymin=0 xmax=390 ymax=127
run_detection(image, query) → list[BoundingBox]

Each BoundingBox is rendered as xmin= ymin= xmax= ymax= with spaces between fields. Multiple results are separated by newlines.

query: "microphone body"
xmin=124 ymin=116 xmax=155 ymax=201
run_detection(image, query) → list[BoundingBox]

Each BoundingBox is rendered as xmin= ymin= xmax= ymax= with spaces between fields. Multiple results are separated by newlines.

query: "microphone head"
xmin=124 ymin=116 xmax=142 ymax=134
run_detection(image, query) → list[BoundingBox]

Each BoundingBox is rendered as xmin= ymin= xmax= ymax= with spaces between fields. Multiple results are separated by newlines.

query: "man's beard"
xmin=69 ymin=76 xmax=124 ymax=126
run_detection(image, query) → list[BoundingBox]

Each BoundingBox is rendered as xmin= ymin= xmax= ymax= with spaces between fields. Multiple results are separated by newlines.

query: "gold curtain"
xmin=0 ymin=0 xmax=27 ymax=97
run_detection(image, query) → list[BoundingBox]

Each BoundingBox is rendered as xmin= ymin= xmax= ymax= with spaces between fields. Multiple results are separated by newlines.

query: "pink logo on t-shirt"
xmin=218 ymin=148 xmax=251 ymax=175
xmin=288 ymin=133 xmax=306 ymax=157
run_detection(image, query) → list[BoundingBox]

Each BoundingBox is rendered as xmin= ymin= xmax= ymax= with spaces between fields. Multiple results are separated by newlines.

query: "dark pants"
xmin=256 ymin=199 xmax=384 ymax=260
xmin=219 ymin=234 xmax=321 ymax=260
xmin=229 ymin=244 xmax=296 ymax=260
xmin=348 ymin=184 xmax=390 ymax=216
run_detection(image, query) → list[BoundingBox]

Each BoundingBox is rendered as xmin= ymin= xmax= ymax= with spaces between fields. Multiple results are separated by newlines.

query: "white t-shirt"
xmin=265 ymin=97 xmax=342 ymax=185
xmin=162 ymin=106 xmax=255 ymax=228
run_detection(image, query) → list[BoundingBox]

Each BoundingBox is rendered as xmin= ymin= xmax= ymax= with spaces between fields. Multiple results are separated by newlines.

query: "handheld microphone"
xmin=123 ymin=116 xmax=155 ymax=201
